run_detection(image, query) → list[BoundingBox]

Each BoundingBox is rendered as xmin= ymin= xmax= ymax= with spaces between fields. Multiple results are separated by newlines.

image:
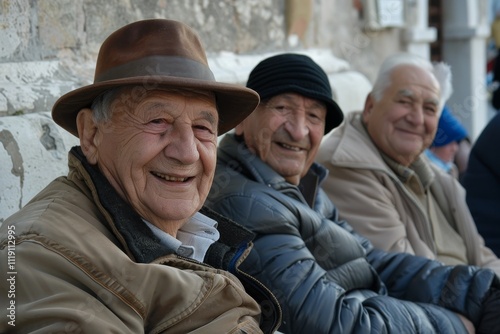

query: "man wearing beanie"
xmin=425 ymin=105 xmax=469 ymax=179
xmin=317 ymin=53 xmax=500 ymax=279
xmin=207 ymin=53 xmax=500 ymax=333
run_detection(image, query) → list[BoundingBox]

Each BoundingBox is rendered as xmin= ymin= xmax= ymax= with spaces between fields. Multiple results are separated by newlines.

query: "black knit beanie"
xmin=246 ymin=53 xmax=344 ymax=134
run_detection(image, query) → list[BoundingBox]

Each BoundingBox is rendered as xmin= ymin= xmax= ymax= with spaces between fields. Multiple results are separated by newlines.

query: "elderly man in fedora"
xmin=0 ymin=19 xmax=280 ymax=333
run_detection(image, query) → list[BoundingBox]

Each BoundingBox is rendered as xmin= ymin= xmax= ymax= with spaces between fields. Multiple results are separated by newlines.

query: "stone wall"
xmin=0 ymin=112 xmax=79 ymax=221
xmin=0 ymin=0 xmax=289 ymax=118
xmin=2 ymin=0 xmax=286 ymax=62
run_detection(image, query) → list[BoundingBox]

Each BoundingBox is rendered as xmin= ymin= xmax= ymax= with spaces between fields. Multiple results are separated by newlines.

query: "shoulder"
xmin=208 ymin=183 xmax=300 ymax=236
xmin=318 ymin=112 xmax=386 ymax=172
xmin=0 ymin=176 xmax=112 ymax=257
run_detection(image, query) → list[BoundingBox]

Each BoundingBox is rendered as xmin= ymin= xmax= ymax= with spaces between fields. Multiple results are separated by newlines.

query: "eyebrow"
xmin=200 ymin=110 xmax=217 ymax=127
xmin=397 ymin=89 xmax=413 ymax=98
xmin=397 ymin=89 xmax=439 ymax=106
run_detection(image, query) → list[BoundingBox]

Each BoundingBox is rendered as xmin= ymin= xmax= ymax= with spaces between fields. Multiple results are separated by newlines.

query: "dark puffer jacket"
xmin=463 ymin=112 xmax=500 ymax=256
xmin=207 ymin=133 xmax=499 ymax=334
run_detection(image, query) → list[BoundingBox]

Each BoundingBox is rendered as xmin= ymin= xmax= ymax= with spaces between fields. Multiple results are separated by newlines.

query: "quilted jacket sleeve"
xmin=367 ymin=247 xmax=500 ymax=327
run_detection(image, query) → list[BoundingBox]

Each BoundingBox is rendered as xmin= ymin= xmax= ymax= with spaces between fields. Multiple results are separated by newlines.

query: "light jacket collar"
xmin=228 ymin=134 xmax=328 ymax=207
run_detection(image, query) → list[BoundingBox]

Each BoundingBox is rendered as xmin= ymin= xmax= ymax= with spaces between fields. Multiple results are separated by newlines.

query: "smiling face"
xmin=77 ymin=88 xmax=218 ymax=235
xmin=235 ymin=93 xmax=327 ymax=185
xmin=363 ymin=65 xmax=441 ymax=166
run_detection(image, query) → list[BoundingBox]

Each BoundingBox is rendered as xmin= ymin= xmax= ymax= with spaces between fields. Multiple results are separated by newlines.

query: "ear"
xmin=362 ymin=93 xmax=374 ymax=122
xmin=235 ymin=102 xmax=261 ymax=135
xmin=76 ymin=108 xmax=99 ymax=165
xmin=234 ymin=113 xmax=251 ymax=135
xmin=234 ymin=122 xmax=244 ymax=135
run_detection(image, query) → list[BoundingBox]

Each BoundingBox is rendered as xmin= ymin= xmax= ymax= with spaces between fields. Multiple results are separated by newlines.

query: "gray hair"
xmin=90 ymin=87 xmax=124 ymax=123
xmin=370 ymin=53 xmax=453 ymax=113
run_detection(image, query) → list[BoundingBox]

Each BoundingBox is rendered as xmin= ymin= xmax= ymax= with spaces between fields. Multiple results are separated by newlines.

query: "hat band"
xmin=95 ymin=55 xmax=216 ymax=83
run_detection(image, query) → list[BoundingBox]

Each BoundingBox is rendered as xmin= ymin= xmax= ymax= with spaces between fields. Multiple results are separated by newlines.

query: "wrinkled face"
xmin=236 ymin=93 xmax=327 ymax=185
xmin=363 ymin=65 xmax=441 ymax=166
xmin=79 ymin=88 xmax=218 ymax=234
xmin=429 ymin=142 xmax=459 ymax=163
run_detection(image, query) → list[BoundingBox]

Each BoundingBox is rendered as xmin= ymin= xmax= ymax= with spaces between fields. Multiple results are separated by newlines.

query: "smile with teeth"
xmin=152 ymin=171 xmax=188 ymax=182
xmin=279 ymin=143 xmax=302 ymax=151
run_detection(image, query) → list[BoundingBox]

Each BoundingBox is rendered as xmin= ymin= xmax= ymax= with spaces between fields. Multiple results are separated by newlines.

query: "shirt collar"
xmin=144 ymin=212 xmax=220 ymax=262
xmin=424 ymin=149 xmax=454 ymax=172
xmin=382 ymin=151 xmax=435 ymax=190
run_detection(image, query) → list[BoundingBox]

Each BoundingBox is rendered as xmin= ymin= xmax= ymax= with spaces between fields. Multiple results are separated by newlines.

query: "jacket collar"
xmin=220 ymin=134 xmax=328 ymax=207
xmin=328 ymin=112 xmax=389 ymax=171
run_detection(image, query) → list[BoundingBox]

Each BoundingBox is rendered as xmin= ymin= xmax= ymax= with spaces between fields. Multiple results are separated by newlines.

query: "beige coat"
xmin=0 ymin=148 xmax=279 ymax=333
xmin=317 ymin=112 xmax=500 ymax=275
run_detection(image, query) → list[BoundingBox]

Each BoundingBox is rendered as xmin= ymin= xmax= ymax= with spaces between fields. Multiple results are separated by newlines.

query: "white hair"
xmin=370 ymin=53 xmax=453 ymax=113
xmin=90 ymin=88 xmax=123 ymax=123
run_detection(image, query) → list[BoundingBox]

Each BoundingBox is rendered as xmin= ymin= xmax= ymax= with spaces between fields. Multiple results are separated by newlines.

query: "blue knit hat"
xmin=246 ymin=53 xmax=344 ymax=134
xmin=432 ymin=105 xmax=468 ymax=147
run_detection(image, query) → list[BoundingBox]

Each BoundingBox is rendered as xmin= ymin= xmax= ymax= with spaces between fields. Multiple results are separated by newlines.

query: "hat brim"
xmin=324 ymin=100 xmax=344 ymax=134
xmin=52 ymin=76 xmax=260 ymax=137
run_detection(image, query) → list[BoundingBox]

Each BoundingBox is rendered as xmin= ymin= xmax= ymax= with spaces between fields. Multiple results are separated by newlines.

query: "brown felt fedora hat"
xmin=52 ymin=19 xmax=259 ymax=137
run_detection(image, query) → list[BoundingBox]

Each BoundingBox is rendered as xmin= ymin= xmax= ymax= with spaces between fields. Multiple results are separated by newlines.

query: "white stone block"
xmin=0 ymin=112 xmax=79 ymax=223
xmin=329 ymin=71 xmax=372 ymax=116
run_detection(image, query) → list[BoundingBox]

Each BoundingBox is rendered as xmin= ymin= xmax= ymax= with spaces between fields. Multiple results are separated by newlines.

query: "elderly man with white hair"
xmin=317 ymin=52 xmax=500 ymax=275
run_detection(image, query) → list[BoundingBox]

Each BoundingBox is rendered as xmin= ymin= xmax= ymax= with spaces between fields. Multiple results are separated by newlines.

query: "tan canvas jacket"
xmin=317 ymin=112 xmax=500 ymax=276
xmin=0 ymin=148 xmax=280 ymax=333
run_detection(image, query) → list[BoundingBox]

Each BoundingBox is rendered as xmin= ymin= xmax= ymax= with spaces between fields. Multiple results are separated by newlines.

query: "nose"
xmin=283 ymin=112 xmax=309 ymax=141
xmin=163 ymin=123 xmax=199 ymax=164
xmin=406 ymin=106 xmax=425 ymax=125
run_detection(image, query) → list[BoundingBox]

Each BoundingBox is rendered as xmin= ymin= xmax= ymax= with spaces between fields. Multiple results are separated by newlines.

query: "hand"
xmin=477 ymin=289 xmax=500 ymax=334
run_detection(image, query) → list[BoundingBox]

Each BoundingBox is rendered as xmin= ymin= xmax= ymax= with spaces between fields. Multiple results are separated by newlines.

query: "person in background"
xmin=454 ymin=136 xmax=472 ymax=183
xmin=491 ymin=9 xmax=500 ymax=110
xmin=316 ymin=52 xmax=500 ymax=276
xmin=425 ymin=105 xmax=469 ymax=180
xmin=0 ymin=19 xmax=281 ymax=333
xmin=207 ymin=52 xmax=500 ymax=334
xmin=463 ymin=112 xmax=500 ymax=257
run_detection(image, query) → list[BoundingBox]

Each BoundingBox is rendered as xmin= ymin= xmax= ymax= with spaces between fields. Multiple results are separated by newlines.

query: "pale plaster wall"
xmin=0 ymin=112 xmax=79 ymax=221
